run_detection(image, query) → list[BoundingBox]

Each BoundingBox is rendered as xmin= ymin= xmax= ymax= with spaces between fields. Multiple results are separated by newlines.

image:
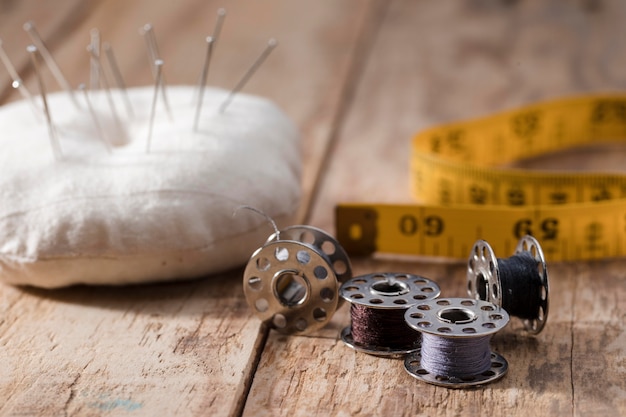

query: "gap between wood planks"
xmin=235 ymin=1 xmax=392 ymax=416
xmin=295 ymin=0 xmax=392 ymax=226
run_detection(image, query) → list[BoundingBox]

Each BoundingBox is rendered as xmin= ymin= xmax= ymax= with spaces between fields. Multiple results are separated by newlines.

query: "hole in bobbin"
xmin=312 ymin=307 xmax=327 ymax=322
xmin=438 ymin=308 xmax=476 ymax=325
xmin=296 ymin=250 xmax=311 ymax=265
xmin=295 ymin=318 xmax=308 ymax=331
xmin=371 ymin=279 xmax=409 ymax=297
xmin=248 ymin=276 xmax=263 ymax=291
xmin=256 ymin=257 xmax=271 ymax=272
xmin=333 ymin=260 xmax=347 ymax=275
xmin=476 ymin=273 xmax=488 ymax=300
xmin=274 ymin=271 xmax=308 ymax=307
xmin=275 ymin=247 xmax=289 ymax=261
xmin=272 ymin=314 xmax=287 ymax=329
xmin=320 ymin=287 xmax=335 ymax=303
xmin=255 ymin=298 xmax=269 ymax=312
xmin=314 ymin=265 xmax=328 ymax=280
xmin=321 ymin=240 xmax=336 ymax=255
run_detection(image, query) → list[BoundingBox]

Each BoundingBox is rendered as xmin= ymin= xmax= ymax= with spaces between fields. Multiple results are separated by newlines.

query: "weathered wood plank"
xmin=0 ymin=0 xmax=374 ymax=415
xmin=0 ymin=271 xmax=265 ymax=416
xmin=245 ymin=0 xmax=626 ymax=416
xmin=244 ymin=260 xmax=586 ymax=416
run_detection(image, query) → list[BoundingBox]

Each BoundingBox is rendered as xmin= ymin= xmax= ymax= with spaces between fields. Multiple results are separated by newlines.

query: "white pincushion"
xmin=0 ymin=85 xmax=301 ymax=287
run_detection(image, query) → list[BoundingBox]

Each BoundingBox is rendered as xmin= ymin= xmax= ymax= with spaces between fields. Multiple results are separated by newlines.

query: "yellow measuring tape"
xmin=336 ymin=95 xmax=626 ymax=261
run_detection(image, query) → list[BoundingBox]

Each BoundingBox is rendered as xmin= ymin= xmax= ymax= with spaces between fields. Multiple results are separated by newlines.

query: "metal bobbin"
xmin=466 ymin=235 xmax=550 ymax=334
xmin=339 ymin=272 xmax=441 ymax=357
xmin=243 ymin=225 xmax=352 ymax=334
xmin=404 ymin=298 xmax=509 ymax=388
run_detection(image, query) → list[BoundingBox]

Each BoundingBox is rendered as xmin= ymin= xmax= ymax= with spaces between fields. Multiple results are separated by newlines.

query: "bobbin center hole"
xmin=274 ymin=270 xmax=309 ymax=308
xmin=437 ymin=307 xmax=476 ymax=325
xmin=370 ymin=279 xmax=409 ymax=297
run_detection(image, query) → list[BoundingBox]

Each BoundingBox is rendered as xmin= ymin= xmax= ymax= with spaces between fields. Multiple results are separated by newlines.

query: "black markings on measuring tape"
xmin=513 ymin=218 xmax=559 ymax=240
xmin=590 ymin=99 xmax=626 ymax=125
xmin=592 ymin=185 xmax=612 ymax=202
xmin=507 ymin=186 xmax=526 ymax=206
xmin=549 ymin=190 xmax=569 ymax=205
xmin=511 ymin=110 xmax=541 ymax=140
xmin=399 ymin=214 xmax=445 ymax=237
xmin=430 ymin=129 xmax=466 ymax=155
xmin=470 ymin=185 xmax=488 ymax=205
xmin=584 ymin=222 xmax=605 ymax=253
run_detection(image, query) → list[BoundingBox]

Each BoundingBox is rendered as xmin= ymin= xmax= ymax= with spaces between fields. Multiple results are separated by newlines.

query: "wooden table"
xmin=1 ymin=0 xmax=625 ymax=415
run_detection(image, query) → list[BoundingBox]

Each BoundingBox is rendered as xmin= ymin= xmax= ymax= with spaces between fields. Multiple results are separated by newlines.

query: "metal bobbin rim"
xmin=266 ymin=225 xmax=353 ymax=286
xmin=340 ymin=272 xmax=441 ymax=309
xmin=340 ymin=326 xmax=420 ymax=358
xmin=404 ymin=349 xmax=508 ymax=388
xmin=467 ymin=240 xmax=502 ymax=308
xmin=404 ymin=298 xmax=509 ymax=338
xmin=243 ymin=239 xmax=339 ymax=334
xmin=515 ymin=235 xmax=550 ymax=334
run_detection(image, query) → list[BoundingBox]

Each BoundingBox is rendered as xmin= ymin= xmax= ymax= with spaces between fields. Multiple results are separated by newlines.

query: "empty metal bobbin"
xmin=243 ymin=225 xmax=352 ymax=334
xmin=467 ymin=235 xmax=549 ymax=334
xmin=404 ymin=298 xmax=509 ymax=388
xmin=339 ymin=272 xmax=441 ymax=357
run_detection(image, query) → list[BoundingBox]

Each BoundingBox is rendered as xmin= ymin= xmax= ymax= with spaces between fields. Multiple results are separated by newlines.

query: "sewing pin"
xmin=87 ymin=44 xmax=124 ymax=137
xmin=79 ymin=83 xmax=111 ymax=154
xmin=0 ymin=39 xmax=39 ymax=117
xmin=192 ymin=8 xmax=226 ymax=105
xmin=146 ymin=59 xmax=164 ymax=153
xmin=27 ymin=45 xmax=62 ymax=160
xmin=103 ymin=42 xmax=134 ymax=118
xmin=140 ymin=24 xmax=172 ymax=121
xmin=219 ymin=38 xmax=277 ymax=114
xmin=212 ymin=8 xmax=227 ymax=42
xmin=89 ymin=28 xmax=101 ymax=89
xmin=23 ymin=21 xmax=79 ymax=109
xmin=193 ymin=36 xmax=214 ymax=132
xmin=193 ymin=9 xmax=226 ymax=107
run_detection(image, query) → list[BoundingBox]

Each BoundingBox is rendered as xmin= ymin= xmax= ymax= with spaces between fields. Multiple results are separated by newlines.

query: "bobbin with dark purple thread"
xmin=404 ymin=298 xmax=509 ymax=388
xmin=467 ymin=235 xmax=549 ymax=334
xmin=339 ymin=272 xmax=440 ymax=358
xmin=243 ymin=225 xmax=352 ymax=334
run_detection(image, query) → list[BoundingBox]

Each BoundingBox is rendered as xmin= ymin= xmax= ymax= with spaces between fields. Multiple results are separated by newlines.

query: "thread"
xmin=349 ymin=303 xmax=419 ymax=350
xmin=467 ymin=236 xmax=549 ymax=334
xmin=404 ymin=298 xmax=509 ymax=388
xmin=340 ymin=272 xmax=440 ymax=356
xmin=497 ymin=252 xmax=543 ymax=320
xmin=420 ymin=333 xmax=492 ymax=378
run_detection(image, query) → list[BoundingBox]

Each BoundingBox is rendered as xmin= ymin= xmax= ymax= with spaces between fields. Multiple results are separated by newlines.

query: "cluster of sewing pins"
xmin=243 ymin=215 xmax=550 ymax=389
xmin=0 ymin=9 xmax=277 ymax=159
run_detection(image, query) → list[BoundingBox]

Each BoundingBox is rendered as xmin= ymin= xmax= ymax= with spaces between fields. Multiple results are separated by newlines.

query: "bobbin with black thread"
xmin=404 ymin=298 xmax=509 ymax=388
xmin=243 ymin=225 xmax=352 ymax=334
xmin=467 ymin=235 xmax=549 ymax=334
xmin=339 ymin=272 xmax=440 ymax=358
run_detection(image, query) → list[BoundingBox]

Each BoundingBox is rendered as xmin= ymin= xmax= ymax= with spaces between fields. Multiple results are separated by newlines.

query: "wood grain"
xmin=0 ymin=0 xmax=372 ymax=416
xmin=1 ymin=0 xmax=626 ymax=416
xmin=246 ymin=0 xmax=626 ymax=416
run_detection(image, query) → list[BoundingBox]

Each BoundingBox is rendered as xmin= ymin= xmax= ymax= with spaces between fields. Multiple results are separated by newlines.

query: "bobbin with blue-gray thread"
xmin=339 ymin=272 xmax=440 ymax=358
xmin=404 ymin=298 xmax=509 ymax=388
xmin=467 ymin=235 xmax=549 ymax=334
xmin=243 ymin=225 xmax=352 ymax=334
